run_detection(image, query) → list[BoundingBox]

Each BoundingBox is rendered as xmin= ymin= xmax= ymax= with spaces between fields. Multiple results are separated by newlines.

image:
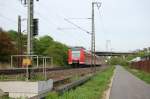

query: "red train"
xmin=68 ymin=47 xmax=103 ymax=66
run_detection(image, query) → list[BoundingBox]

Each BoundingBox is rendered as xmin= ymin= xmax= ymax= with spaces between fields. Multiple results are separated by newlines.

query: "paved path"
xmin=110 ymin=65 xmax=150 ymax=99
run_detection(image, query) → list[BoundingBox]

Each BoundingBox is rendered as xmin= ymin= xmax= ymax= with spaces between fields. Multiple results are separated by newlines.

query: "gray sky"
xmin=0 ymin=0 xmax=150 ymax=52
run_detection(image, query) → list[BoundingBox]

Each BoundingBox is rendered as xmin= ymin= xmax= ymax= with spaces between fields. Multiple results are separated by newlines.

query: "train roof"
xmin=70 ymin=47 xmax=91 ymax=53
xmin=70 ymin=46 xmax=86 ymax=50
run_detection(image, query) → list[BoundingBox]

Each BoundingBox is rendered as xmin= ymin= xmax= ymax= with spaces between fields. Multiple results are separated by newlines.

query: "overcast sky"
xmin=0 ymin=0 xmax=150 ymax=52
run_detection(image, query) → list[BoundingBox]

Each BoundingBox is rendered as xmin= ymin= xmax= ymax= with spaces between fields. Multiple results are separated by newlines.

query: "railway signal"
xmin=33 ymin=18 xmax=39 ymax=36
xmin=19 ymin=0 xmax=39 ymax=80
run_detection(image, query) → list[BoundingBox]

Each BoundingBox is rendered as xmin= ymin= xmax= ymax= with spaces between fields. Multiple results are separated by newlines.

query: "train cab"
xmin=68 ymin=47 xmax=85 ymax=65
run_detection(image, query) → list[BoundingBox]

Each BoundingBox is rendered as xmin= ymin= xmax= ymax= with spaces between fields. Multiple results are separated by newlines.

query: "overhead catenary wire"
xmin=0 ymin=13 xmax=17 ymax=23
xmin=37 ymin=1 xmax=92 ymax=51
xmin=67 ymin=18 xmax=92 ymax=20
xmin=35 ymin=12 xmax=56 ymax=29
xmin=29 ymin=1 xmax=91 ymax=48
xmin=0 ymin=12 xmax=27 ymax=28
xmin=51 ymin=3 xmax=92 ymax=49
xmin=96 ymin=3 xmax=106 ymax=35
xmin=64 ymin=18 xmax=91 ymax=35
xmin=35 ymin=11 xmax=85 ymax=45
xmin=96 ymin=2 xmax=110 ymax=47
xmin=57 ymin=27 xmax=77 ymax=30
xmin=34 ymin=4 xmax=63 ymax=33
xmin=35 ymin=1 xmax=91 ymax=37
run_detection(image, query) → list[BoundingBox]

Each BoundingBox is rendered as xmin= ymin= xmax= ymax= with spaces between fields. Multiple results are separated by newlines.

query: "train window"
xmin=72 ymin=51 xmax=80 ymax=58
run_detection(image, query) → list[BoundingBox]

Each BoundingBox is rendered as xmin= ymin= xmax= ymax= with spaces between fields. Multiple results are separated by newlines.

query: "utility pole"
xmin=17 ymin=15 xmax=22 ymax=67
xmin=20 ymin=0 xmax=39 ymax=54
xmin=27 ymin=0 xmax=34 ymax=55
xmin=27 ymin=0 xmax=35 ymax=80
xmin=91 ymin=2 xmax=101 ymax=72
xmin=19 ymin=0 xmax=39 ymax=80
xmin=91 ymin=2 xmax=95 ymax=71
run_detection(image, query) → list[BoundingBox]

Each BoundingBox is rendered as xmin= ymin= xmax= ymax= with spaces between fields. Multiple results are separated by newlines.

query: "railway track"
xmin=0 ymin=66 xmax=106 ymax=81
xmin=0 ymin=66 xmax=103 ymax=75
xmin=0 ymin=65 xmax=107 ymax=98
xmin=0 ymin=67 xmax=70 ymax=75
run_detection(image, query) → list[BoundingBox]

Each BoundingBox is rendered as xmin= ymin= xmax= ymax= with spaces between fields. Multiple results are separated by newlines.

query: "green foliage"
xmin=0 ymin=75 xmax=8 ymax=80
xmin=108 ymin=49 xmax=149 ymax=67
xmin=47 ymin=92 xmax=58 ymax=99
xmin=0 ymin=74 xmax=46 ymax=81
xmin=0 ymin=96 xmax=10 ymax=99
xmin=46 ymin=66 xmax=115 ymax=99
xmin=33 ymin=35 xmax=68 ymax=66
xmin=8 ymin=30 xmax=27 ymax=54
xmin=7 ymin=30 xmax=18 ymax=41
xmin=0 ymin=30 xmax=16 ymax=62
xmin=132 ymin=49 xmax=150 ymax=58
xmin=16 ymin=74 xmax=46 ymax=81
xmin=71 ymin=75 xmax=80 ymax=81
xmin=33 ymin=35 xmax=53 ymax=55
xmin=125 ymin=66 xmax=150 ymax=84
xmin=108 ymin=50 xmax=149 ymax=66
xmin=45 ymin=42 xmax=68 ymax=66
xmin=108 ymin=57 xmax=129 ymax=66
xmin=30 ymin=74 xmax=46 ymax=81
xmin=0 ymin=28 xmax=68 ymax=66
xmin=137 ymin=51 xmax=146 ymax=57
xmin=126 ymin=55 xmax=137 ymax=61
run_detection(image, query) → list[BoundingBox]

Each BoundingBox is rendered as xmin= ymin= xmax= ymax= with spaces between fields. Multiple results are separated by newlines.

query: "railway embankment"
xmin=46 ymin=65 xmax=114 ymax=99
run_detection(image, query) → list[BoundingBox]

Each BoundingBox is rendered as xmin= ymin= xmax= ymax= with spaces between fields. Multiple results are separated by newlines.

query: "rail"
xmin=0 ymin=67 xmax=69 ymax=75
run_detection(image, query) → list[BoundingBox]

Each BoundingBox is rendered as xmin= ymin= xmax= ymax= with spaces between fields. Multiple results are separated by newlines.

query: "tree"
xmin=33 ymin=35 xmax=68 ymax=66
xmin=8 ymin=30 xmax=18 ymax=41
xmin=0 ymin=28 xmax=68 ymax=66
xmin=33 ymin=35 xmax=53 ymax=55
xmin=0 ymin=30 xmax=15 ymax=62
xmin=45 ymin=42 xmax=68 ymax=66
xmin=8 ymin=30 xmax=27 ymax=55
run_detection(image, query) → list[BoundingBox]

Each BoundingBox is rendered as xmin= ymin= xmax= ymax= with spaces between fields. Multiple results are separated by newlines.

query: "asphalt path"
xmin=109 ymin=65 xmax=150 ymax=99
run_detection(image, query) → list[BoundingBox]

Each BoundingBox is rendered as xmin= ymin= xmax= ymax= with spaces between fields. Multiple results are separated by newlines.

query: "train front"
xmin=68 ymin=47 xmax=85 ymax=65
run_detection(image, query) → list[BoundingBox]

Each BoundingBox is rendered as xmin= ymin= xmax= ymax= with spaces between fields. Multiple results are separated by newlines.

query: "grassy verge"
xmin=0 ymin=74 xmax=46 ymax=81
xmin=124 ymin=66 xmax=150 ymax=84
xmin=46 ymin=66 xmax=115 ymax=99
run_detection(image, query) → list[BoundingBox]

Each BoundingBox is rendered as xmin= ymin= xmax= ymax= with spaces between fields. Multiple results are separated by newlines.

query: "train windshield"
xmin=72 ymin=51 xmax=80 ymax=58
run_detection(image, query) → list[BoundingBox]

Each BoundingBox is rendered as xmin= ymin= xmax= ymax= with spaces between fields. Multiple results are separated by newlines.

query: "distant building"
xmin=129 ymin=57 xmax=141 ymax=63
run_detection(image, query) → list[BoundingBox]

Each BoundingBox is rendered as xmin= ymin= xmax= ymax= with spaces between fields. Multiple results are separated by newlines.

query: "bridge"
xmin=95 ymin=51 xmax=135 ymax=56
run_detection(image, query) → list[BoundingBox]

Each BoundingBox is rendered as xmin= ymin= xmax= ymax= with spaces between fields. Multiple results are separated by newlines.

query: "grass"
xmin=124 ymin=66 xmax=150 ymax=84
xmin=0 ymin=96 xmax=27 ymax=99
xmin=0 ymin=74 xmax=46 ymax=81
xmin=70 ymin=75 xmax=81 ymax=82
xmin=0 ymin=75 xmax=8 ymax=81
xmin=46 ymin=66 xmax=115 ymax=99
xmin=0 ymin=96 xmax=9 ymax=99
